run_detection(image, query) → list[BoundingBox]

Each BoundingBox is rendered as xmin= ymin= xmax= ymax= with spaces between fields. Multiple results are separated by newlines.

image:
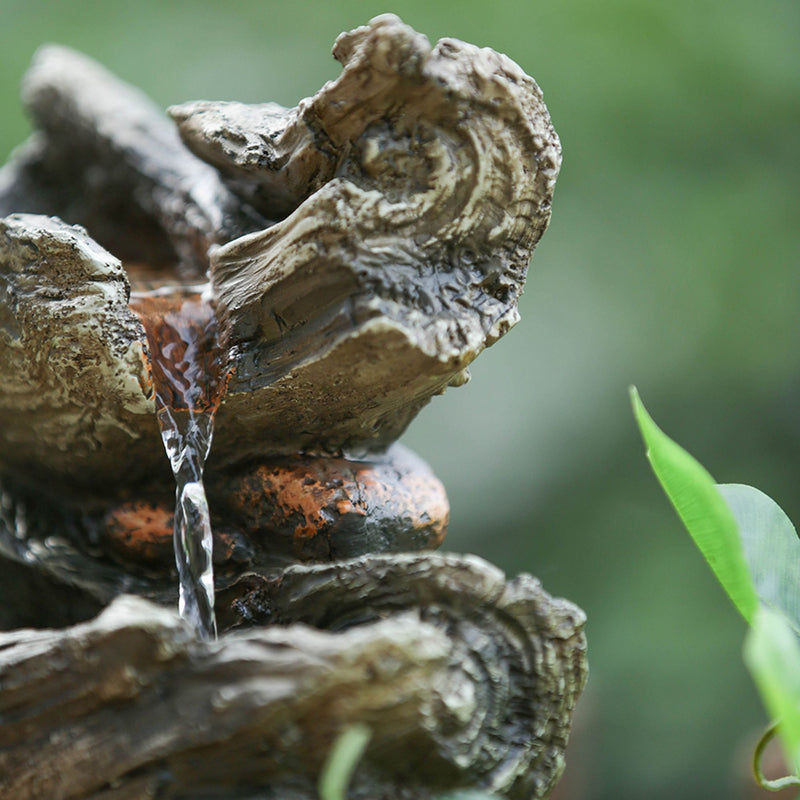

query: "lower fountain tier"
xmin=0 ymin=444 xmax=449 ymax=616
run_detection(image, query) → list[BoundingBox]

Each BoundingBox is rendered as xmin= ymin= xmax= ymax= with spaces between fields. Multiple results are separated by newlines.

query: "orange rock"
xmin=101 ymin=444 xmax=448 ymax=571
xmin=222 ymin=444 xmax=448 ymax=562
xmin=103 ymin=502 xmax=173 ymax=566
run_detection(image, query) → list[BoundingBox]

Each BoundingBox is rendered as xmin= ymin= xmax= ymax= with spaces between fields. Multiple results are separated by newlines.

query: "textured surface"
xmin=0 ymin=15 xmax=560 ymax=486
xmin=101 ymin=444 xmax=448 ymax=571
xmin=213 ymin=443 xmax=448 ymax=562
xmin=0 ymin=20 xmax=584 ymax=800
xmin=0 ymin=553 xmax=587 ymax=800
xmin=0 ymin=45 xmax=266 ymax=273
xmin=0 ymin=214 xmax=159 ymax=494
xmin=174 ymin=13 xmax=561 ymax=460
xmin=0 ymin=444 xmax=449 ymax=612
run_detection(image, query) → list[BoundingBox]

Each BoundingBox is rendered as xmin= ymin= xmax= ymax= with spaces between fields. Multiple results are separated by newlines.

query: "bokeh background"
xmin=1 ymin=0 xmax=798 ymax=797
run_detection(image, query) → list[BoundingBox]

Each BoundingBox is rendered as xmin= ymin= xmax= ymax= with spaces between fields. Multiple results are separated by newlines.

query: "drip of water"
xmin=131 ymin=285 xmax=226 ymax=640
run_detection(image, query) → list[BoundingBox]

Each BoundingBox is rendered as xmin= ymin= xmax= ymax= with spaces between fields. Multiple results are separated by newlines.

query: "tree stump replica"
xmin=0 ymin=16 xmax=587 ymax=800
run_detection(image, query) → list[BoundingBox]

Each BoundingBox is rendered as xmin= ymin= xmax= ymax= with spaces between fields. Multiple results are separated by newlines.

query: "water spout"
xmin=131 ymin=287 xmax=225 ymax=640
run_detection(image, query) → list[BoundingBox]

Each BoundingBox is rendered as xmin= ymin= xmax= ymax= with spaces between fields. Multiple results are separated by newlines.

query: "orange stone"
xmin=100 ymin=445 xmax=448 ymax=571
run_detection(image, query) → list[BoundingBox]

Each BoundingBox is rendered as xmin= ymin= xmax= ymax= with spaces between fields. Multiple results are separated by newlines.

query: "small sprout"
xmin=318 ymin=724 xmax=372 ymax=800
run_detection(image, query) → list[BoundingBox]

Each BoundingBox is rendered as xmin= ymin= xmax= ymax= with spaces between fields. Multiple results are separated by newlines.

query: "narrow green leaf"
xmin=318 ymin=724 xmax=372 ymax=800
xmin=718 ymin=484 xmax=800 ymax=636
xmin=745 ymin=607 xmax=800 ymax=775
xmin=630 ymin=387 xmax=758 ymax=622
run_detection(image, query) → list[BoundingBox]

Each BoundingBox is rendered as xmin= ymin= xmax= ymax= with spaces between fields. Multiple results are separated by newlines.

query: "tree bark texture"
xmin=0 ymin=553 xmax=586 ymax=800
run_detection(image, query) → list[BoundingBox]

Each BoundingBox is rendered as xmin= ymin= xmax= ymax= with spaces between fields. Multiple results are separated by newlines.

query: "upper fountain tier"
xmin=0 ymin=14 xmax=560 ymax=499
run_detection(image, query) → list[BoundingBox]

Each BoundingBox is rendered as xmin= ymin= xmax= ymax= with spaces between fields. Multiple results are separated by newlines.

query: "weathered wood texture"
xmin=0 ymin=45 xmax=266 ymax=272
xmin=0 ymin=553 xmax=587 ymax=800
xmin=0 ymin=215 xmax=160 ymax=495
xmin=0 ymin=14 xmax=560 ymax=493
xmin=189 ymin=14 xmax=562 ymax=461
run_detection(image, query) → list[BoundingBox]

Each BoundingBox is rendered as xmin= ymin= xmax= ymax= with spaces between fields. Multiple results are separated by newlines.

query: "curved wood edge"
xmin=0 ymin=552 xmax=587 ymax=800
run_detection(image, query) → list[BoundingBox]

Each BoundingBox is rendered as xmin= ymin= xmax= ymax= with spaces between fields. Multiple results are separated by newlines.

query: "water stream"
xmin=130 ymin=285 xmax=226 ymax=640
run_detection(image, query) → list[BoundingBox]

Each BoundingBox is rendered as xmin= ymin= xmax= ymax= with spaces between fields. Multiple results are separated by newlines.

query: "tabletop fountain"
xmin=0 ymin=16 xmax=586 ymax=799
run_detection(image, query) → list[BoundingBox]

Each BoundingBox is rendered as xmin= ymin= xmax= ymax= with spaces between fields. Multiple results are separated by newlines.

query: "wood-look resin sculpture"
xmin=0 ymin=15 xmax=586 ymax=799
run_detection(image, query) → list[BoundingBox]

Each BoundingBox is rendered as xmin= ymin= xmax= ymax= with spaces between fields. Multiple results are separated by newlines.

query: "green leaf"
xmin=434 ymin=793 xmax=504 ymax=800
xmin=318 ymin=724 xmax=372 ymax=800
xmin=630 ymin=387 xmax=758 ymax=622
xmin=745 ymin=607 xmax=800 ymax=775
xmin=717 ymin=484 xmax=800 ymax=636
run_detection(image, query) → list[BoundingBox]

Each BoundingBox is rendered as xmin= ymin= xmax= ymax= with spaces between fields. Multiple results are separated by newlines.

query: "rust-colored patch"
xmin=102 ymin=501 xmax=254 ymax=571
xmin=225 ymin=449 xmax=449 ymax=561
xmin=227 ymin=458 xmax=363 ymax=556
xmin=103 ymin=501 xmax=173 ymax=565
xmin=103 ymin=448 xmax=449 ymax=571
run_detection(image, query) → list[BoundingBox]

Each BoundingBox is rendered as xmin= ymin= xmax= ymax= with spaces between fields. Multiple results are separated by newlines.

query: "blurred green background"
xmin=1 ymin=0 xmax=798 ymax=797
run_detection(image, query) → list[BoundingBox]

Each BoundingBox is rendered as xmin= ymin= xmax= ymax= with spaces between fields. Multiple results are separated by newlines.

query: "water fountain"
xmin=0 ymin=16 xmax=586 ymax=799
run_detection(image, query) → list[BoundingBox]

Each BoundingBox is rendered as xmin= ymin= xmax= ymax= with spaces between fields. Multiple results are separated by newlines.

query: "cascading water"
xmin=131 ymin=285 xmax=226 ymax=640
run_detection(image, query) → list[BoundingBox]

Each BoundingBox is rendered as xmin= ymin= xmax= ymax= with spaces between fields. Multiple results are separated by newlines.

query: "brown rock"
xmin=0 ymin=214 xmax=158 ymax=496
xmin=100 ymin=444 xmax=448 ymax=574
xmin=0 ymin=555 xmax=587 ymax=800
xmin=217 ymin=444 xmax=448 ymax=563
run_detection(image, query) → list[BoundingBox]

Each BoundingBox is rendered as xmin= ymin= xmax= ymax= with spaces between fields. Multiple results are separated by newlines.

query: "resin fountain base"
xmin=0 ymin=16 xmax=586 ymax=800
